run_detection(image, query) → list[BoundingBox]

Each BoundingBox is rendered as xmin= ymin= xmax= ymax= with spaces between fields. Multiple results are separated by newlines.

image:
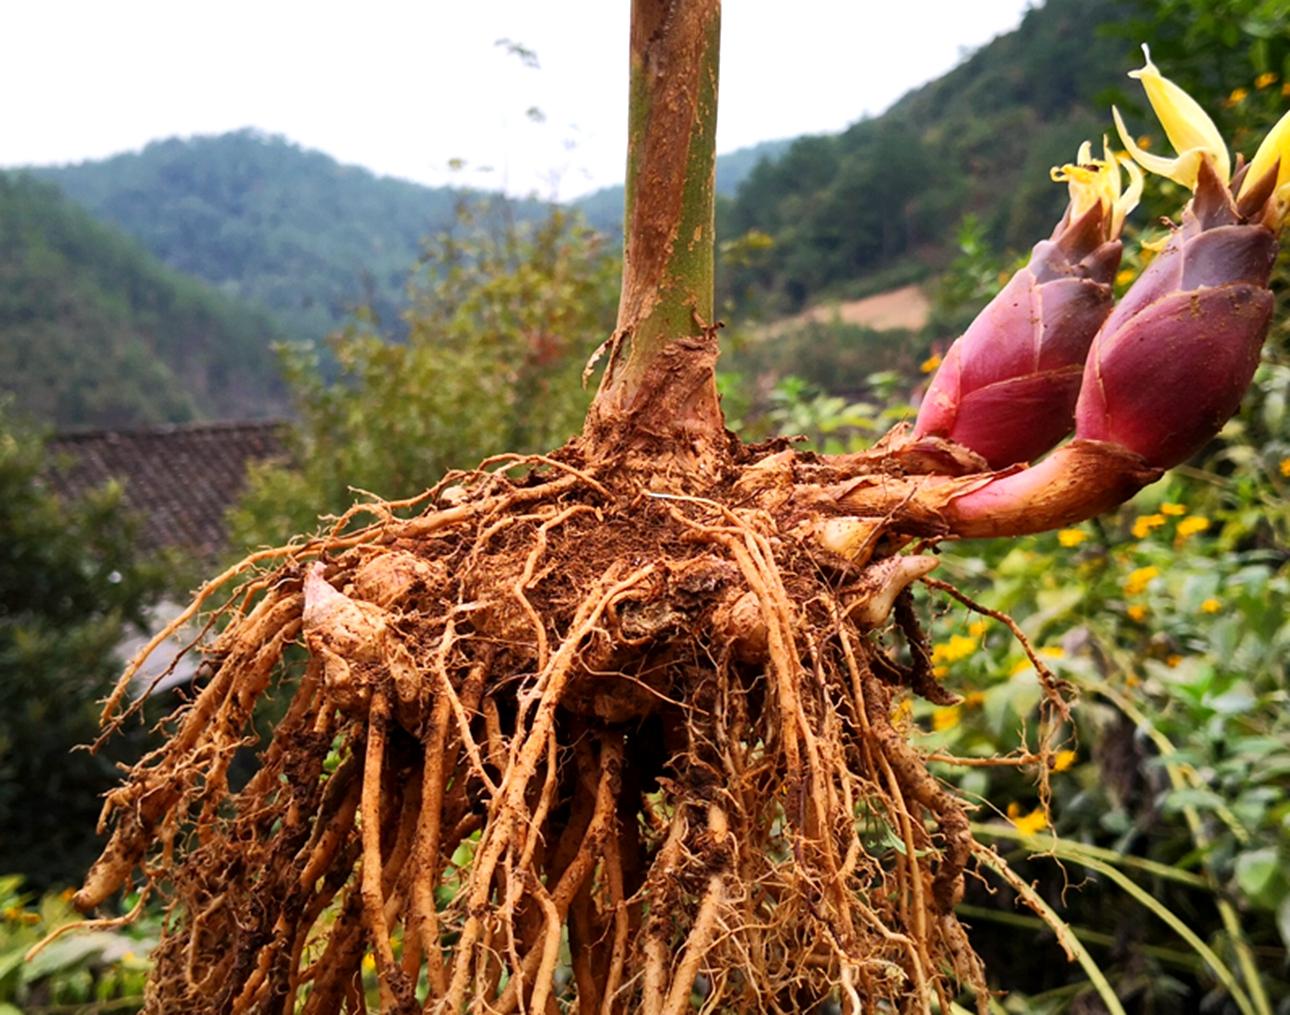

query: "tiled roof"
xmin=46 ymin=420 xmax=290 ymax=559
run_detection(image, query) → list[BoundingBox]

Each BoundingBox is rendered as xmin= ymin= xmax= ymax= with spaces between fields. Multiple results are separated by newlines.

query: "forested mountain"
xmin=0 ymin=173 xmax=286 ymax=427
xmin=718 ymin=0 xmax=1137 ymax=312
xmin=39 ymin=131 xmax=548 ymax=343
xmin=37 ymin=131 xmax=794 ymax=340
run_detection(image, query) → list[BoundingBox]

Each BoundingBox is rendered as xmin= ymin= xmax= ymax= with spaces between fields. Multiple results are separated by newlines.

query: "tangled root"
xmin=69 ymin=443 xmax=1072 ymax=1013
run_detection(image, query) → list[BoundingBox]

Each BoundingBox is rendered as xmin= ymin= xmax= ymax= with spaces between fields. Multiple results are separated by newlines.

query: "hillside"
xmin=719 ymin=0 xmax=1138 ymax=313
xmin=39 ymin=131 xmax=798 ymax=339
xmin=39 ymin=131 xmax=548 ymax=343
xmin=0 ymin=172 xmax=286 ymax=427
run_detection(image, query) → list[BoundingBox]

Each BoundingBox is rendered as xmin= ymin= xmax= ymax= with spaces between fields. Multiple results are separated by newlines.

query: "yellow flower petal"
xmin=1052 ymin=749 xmax=1078 ymax=773
xmin=1128 ymin=45 xmax=1230 ymax=184
xmin=932 ymin=705 xmax=962 ymax=732
xmin=1049 ymin=137 xmax=1142 ymax=239
xmin=1131 ymin=513 xmax=1167 ymax=539
xmin=1009 ymin=806 xmax=1049 ymax=836
xmin=1200 ymin=597 xmax=1221 ymax=614
xmin=1057 ymin=528 xmax=1088 ymax=547
xmin=1124 ymin=565 xmax=1159 ymax=596
xmin=1160 ymin=502 xmax=1186 ymax=516
xmin=1239 ymin=108 xmax=1290 ymax=207
xmin=920 ymin=353 xmax=942 ymax=374
xmin=1114 ymin=107 xmax=1211 ymax=190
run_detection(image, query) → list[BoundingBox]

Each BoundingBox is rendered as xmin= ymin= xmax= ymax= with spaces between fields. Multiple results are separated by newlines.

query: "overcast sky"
xmin=4 ymin=1 xmax=1034 ymax=200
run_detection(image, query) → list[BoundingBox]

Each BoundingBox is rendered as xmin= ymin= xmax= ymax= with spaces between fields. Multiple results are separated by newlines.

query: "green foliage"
xmin=718 ymin=0 xmax=1130 ymax=315
xmin=40 ymin=131 xmax=549 ymax=346
xmin=0 ymin=172 xmax=285 ymax=427
xmin=229 ymin=204 xmax=619 ymax=548
xmin=924 ymin=215 xmax=1021 ymax=340
xmin=0 ymin=410 xmax=164 ymax=889
xmin=1 ymin=876 xmax=151 ymax=1013
xmin=761 ymin=305 xmax=1290 ymax=1009
xmin=723 ymin=316 xmax=923 ymax=401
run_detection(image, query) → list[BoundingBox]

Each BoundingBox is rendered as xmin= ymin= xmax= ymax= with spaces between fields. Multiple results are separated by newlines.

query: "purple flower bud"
xmin=1075 ymin=161 xmax=1277 ymax=469
xmin=913 ymin=133 xmax=1147 ymax=472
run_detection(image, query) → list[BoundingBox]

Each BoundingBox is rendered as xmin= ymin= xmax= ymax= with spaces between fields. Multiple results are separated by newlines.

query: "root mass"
xmin=71 ymin=434 xmax=1065 ymax=1013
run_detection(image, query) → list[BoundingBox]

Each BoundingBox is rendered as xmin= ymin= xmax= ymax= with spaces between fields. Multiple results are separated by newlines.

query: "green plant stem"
xmin=1076 ymin=854 xmax=1255 ymax=1015
xmin=974 ymin=846 xmax=1128 ymax=1015
xmin=955 ymin=904 xmax=1203 ymax=971
xmin=970 ymin=822 xmax=1208 ymax=888
xmin=616 ymin=0 xmax=718 ymax=382
xmin=1071 ymin=656 xmax=1272 ymax=1015
xmin=586 ymin=0 xmax=725 ymax=459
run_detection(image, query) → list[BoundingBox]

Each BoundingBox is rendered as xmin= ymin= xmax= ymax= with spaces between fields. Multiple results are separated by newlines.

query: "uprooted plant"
xmin=43 ymin=10 xmax=1289 ymax=1014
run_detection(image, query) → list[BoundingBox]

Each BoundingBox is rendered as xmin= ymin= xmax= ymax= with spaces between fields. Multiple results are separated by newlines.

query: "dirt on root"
xmin=63 ymin=437 xmax=1069 ymax=1015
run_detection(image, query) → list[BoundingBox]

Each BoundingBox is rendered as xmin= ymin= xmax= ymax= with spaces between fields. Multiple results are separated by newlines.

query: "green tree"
xmin=230 ymin=205 xmax=620 ymax=548
xmin=0 ymin=410 xmax=164 ymax=889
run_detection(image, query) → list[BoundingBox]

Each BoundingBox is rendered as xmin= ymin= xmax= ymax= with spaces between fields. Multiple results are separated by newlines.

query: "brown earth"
xmin=765 ymin=283 xmax=932 ymax=337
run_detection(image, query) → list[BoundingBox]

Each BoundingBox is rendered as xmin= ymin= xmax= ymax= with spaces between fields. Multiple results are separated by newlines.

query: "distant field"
xmin=763 ymin=283 xmax=931 ymax=336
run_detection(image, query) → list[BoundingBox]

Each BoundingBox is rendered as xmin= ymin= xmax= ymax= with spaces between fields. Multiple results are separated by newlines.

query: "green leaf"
xmin=1234 ymin=847 xmax=1281 ymax=904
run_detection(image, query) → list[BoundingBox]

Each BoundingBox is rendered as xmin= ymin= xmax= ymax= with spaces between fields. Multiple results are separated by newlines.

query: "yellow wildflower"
xmin=1113 ymin=44 xmax=1231 ymax=189
xmin=1050 ymin=137 xmax=1143 ymax=238
xmin=920 ymin=353 xmax=942 ymax=374
xmin=1175 ymin=515 xmax=1210 ymax=540
xmin=1280 ymin=457 xmax=1290 ymax=478
xmin=1255 ymin=72 xmax=1278 ymax=90
xmin=122 ymin=951 xmax=137 ymax=964
xmin=1226 ymin=87 xmax=1249 ymax=106
xmin=362 ymin=953 xmax=377 ymax=973
xmin=931 ymin=634 xmax=977 ymax=665
xmin=968 ymin=620 xmax=990 ymax=638
xmin=1007 ymin=802 xmax=1049 ymax=836
xmin=932 ymin=706 xmax=962 ymax=732
xmin=933 ymin=664 xmax=949 ymax=679
xmin=1200 ymin=597 xmax=1221 ymax=614
xmin=1125 ymin=673 xmax=1142 ymax=687
xmin=1131 ymin=513 xmax=1167 ymax=539
xmin=1115 ymin=268 xmax=1135 ymax=287
xmin=1123 ymin=565 xmax=1160 ymax=596
xmin=1058 ymin=528 xmax=1088 ymax=547
xmin=1010 ymin=657 xmax=1033 ymax=677
xmin=964 ymin=691 xmax=987 ymax=708
xmin=1052 ymin=750 xmax=1078 ymax=773
xmin=1038 ymin=646 xmax=1065 ymax=660
xmin=1166 ymin=654 xmax=1183 ymax=667
xmin=1127 ymin=604 xmax=1148 ymax=622
xmin=1160 ymin=502 xmax=1186 ymax=516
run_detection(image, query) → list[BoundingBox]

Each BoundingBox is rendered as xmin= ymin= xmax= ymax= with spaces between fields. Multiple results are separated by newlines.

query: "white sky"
xmin=3 ymin=1 xmax=1034 ymax=200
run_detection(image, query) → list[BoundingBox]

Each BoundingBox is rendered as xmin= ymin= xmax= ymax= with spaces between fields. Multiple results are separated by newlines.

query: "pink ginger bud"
xmin=848 ymin=58 xmax=1288 ymax=542
xmin=1075 ymin=159 xmax=1277 ymax=469
xmin=915 ymin=142 xmax=1142 ymax=468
